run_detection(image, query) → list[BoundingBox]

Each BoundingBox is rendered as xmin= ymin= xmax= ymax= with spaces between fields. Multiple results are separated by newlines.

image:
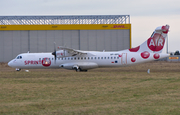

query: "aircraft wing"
xmin=57 ymin=46 xmax=88 ymax=56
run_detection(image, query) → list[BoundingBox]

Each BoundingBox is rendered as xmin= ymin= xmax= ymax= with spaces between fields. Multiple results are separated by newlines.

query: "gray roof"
xmin=0 ymin=15 xmax=130 ymax=25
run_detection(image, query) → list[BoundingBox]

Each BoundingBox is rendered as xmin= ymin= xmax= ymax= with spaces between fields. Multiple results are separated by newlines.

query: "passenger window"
xmin=108 ymin=57 xmax=110 ymax=59
xmin=88 ymin=57 xmax=90 ymax=60
xmin=111 ymin=57 xmax=113 ymax=59
xmin=95 ymin=57 xmax=96 ymax=59
xmin=84 ymin=57 xmax=86 ymax=60
xmin=114 ymin=57 xmax=116 ymax=59
xmin=104 ymin=57 xmax=106 ymax=59
xmin=91 ymin=57 xmax=93 ymax=59
xmin=98 ymin=57 xmax=100 ymax=59
xmin=101 ymin=57 xmax=103 ymax=59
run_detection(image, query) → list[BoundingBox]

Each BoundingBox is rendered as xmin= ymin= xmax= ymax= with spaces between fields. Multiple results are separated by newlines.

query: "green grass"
xmin=0 ymin=62 xmax=180 ymax=115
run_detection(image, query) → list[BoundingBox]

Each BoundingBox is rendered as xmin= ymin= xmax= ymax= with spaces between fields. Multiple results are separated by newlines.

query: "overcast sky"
xmin=1 ymin=0 xmax=180 ymax=52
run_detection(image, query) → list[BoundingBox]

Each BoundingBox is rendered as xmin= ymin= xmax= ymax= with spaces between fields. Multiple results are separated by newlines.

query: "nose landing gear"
xmin=16 ymin=68 xmax=21 ymax=71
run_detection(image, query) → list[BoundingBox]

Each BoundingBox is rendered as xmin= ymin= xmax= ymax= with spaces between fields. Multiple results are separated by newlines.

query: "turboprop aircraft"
xmin=8 ymin=25 xmax=170 ymax=72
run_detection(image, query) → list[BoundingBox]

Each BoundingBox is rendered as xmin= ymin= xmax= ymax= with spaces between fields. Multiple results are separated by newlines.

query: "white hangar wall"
xmin=0 ymin=31 xmax=29 ymax=62
xmin=0 ymin=23 xmax=131 ymax=62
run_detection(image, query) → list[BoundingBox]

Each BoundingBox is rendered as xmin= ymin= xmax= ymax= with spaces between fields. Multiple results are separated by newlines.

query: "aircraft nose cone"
xmin=8 ymin=60 xmax=14 ymax=67
xmin=8 ymin=61 xmax=12 ymax=67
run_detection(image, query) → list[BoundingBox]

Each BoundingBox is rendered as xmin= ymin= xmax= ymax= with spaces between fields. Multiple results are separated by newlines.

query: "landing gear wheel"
xmin=76 ymin=68 xmax=81 ymax=72
xmin=16 ymin=68 xmax=21 ymax=71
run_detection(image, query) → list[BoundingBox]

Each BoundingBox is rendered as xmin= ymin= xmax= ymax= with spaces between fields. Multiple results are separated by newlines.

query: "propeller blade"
xmin=52 ymin=42 xmax=57 ymax=63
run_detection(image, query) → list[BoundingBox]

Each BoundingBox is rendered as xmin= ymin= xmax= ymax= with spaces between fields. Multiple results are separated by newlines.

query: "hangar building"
xmin=0 ymin=15 xmax=131 ymax=62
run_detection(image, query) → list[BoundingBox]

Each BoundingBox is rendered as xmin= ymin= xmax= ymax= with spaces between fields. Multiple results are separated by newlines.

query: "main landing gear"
xmin=73 ymin=66 xmax=87 ymax=72
xmin=75 ymin=68 xmax=88 ymax=72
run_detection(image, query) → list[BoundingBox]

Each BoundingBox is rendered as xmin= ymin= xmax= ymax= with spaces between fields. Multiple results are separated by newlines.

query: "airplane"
xmin=8 ymin=25 xmax=170 ymax=72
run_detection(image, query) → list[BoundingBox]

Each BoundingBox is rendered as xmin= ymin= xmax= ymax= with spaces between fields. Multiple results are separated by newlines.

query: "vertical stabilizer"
xmin=129 ymin=25 xmax=170 ymax=53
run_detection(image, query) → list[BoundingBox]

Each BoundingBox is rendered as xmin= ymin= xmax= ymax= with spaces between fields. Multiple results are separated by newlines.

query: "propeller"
xmin=52 ymin=42 xmax=57 ymax=63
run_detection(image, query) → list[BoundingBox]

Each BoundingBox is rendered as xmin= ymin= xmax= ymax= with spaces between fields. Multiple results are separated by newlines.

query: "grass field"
xmin=0 ymin=61 xmax=180 ymax=115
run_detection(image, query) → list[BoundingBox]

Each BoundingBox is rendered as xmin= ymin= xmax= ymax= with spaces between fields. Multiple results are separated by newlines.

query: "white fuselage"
xmin=8 ymin=51 xmax=169 ymax=70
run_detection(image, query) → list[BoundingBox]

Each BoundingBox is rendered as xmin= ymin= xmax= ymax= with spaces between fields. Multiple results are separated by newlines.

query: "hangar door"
xmin=80 ymin=30 xmax=130 ymax=51
xmin=28 ymin=29 xmax=130 ymax=52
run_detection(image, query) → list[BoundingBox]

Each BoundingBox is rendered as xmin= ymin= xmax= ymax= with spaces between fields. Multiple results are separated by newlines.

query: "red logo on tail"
xmin=147 ymin=33 xmax=165 ymax=52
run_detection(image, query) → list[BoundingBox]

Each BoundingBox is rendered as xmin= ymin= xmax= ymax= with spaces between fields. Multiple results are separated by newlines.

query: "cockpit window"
xmin=16 ymin=56 xmax=22 ymax=59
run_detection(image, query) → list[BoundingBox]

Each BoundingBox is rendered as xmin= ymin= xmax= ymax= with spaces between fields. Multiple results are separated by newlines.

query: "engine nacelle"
xmin=56 ymin=50 xmax=72 ymax=58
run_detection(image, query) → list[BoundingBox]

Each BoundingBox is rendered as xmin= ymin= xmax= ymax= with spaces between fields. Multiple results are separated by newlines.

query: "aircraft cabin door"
xmin=121 ymin=53 xmax=127 ymax=65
